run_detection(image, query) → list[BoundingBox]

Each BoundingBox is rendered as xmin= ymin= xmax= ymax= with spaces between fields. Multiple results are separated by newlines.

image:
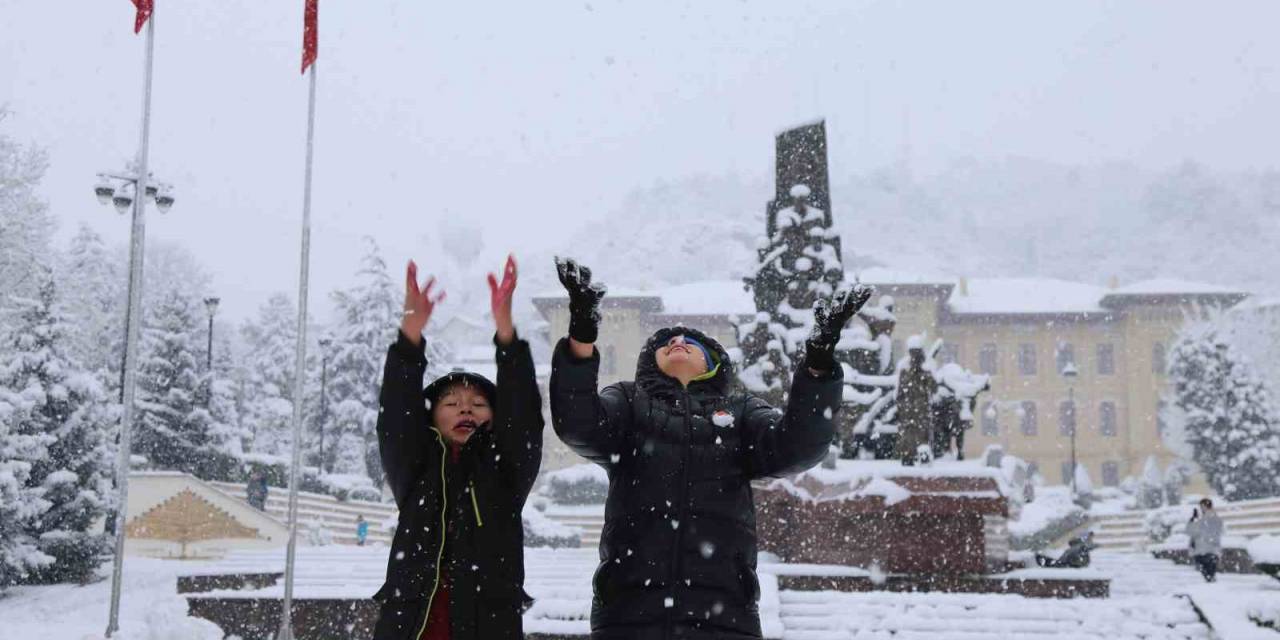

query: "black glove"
xmin=805 ymin=283 xmax=875 ymax=372
xmin=555 ymin=256 xmax=607 ymax=344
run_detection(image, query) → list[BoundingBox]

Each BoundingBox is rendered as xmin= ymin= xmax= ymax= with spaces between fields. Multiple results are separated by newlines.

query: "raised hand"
xmin=401 ymin=259 xmax=446 ymax=346
xmin=554 ymin=256 xmax=607 ymax=344
xmin=488 ymin=254 xmax=518 ymax=345
xmin=805 ymin=283 xmax=876 ymax=372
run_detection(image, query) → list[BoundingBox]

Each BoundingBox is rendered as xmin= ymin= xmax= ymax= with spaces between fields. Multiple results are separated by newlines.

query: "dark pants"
xmin=1193 ymin=554 xmax=1219 ymax=582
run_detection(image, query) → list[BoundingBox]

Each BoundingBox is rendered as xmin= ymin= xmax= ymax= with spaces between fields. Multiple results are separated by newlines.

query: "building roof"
xmin=1107 ymin=279 xmax=1243 ymax=296
xmin=948 ymin=278 xmax=1109 ymax=315
xmin=532 ymin=275 xmax=1248 ymax=320
xmin=657 ymin=280 xmax=756 ymax=316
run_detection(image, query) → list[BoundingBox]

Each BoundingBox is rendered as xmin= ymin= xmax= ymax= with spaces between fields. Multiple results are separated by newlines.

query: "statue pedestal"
xmin=755 ymin=462 xmax=1010 ymax=575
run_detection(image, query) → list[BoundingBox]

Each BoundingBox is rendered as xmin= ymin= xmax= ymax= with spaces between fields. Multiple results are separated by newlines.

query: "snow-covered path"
xmin=2 ymin=549 xmax=1274 ymax=639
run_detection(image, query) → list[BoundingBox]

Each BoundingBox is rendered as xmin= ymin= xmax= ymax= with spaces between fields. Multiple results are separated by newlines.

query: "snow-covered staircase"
xmin=1092 ymin=511 xmax=1149 ymax=550
xmin=1091 ymin=497 xmax=1280 ymax=552
xmin=542 ymin=504 xmax=605 ymax=548
xmin=208 ymin=481 xmax=397 ymax=547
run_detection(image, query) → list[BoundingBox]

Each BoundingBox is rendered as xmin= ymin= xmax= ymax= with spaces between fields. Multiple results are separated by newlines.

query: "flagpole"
xmin=277 ymin=57 xmax=318 ymax=640
xmin=105 ymin=7 xmax=156 ymax=638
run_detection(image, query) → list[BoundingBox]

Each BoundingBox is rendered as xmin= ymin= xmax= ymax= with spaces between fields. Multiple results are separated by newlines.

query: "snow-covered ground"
xmin=2 ymin=548 xmax=1276 ymax=639
xmin=0 ymin=558 xmax=225 ymax=640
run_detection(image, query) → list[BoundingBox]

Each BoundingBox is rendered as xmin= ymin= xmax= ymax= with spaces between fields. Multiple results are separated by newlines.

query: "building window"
xmin=1102 ymin=462 xmax=1120 ymax=487
xmin=1096 ymin=343 xmax=1115 ymax=375
xmin=1056 ymin=343 xmax=1076 ymax=375
xmin=1058 ymin=400 xmax=1076 ymax=437
xmin=1152 ymin=342 xmax=1167 ymax=375
xmin=1061 ymin=461 xmax=1074 ymax=486
xmin=1156 ymin=399 xmax=1167 ymax=438
xmin=939 ymin=343 xmax=961 ymax=365
xmin=980 ymin=401 xmax=998 ymax=436
xmin=979 ymin=343 xmax=998 ymax=375
xmin=1099 ymin=401 xmax=1117 ymax=437
xmin=1018 ymin=344 xmax=1037 ymax=376
xmin=1020 ymin=401 xmax=1038 ymax=435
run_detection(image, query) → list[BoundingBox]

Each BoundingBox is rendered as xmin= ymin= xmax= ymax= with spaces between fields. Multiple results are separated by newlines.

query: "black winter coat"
xmin=550 ymin=327 xmax=842 ymax=640
xmin=371 ymin=332 xmax=543 ymax=640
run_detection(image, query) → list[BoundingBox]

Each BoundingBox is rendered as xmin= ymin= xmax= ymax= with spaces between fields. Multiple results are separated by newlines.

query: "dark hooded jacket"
xmin=550 ymin=327 xmax=842 ymax=640
xmin=371 ymin=331 xmax=543 ymax=640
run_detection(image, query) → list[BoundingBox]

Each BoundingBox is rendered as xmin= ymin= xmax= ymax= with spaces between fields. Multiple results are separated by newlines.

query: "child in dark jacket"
xmin=549 ymin=257 xmax=872 ymax=640
xmin=371 ymin=256 xmax=543 ymax=640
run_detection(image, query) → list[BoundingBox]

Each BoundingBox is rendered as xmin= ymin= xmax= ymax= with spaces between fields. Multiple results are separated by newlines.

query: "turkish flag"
xmin=301 ymin=0 xmax=318 ymax=74
xmin=131 ymin=0 xmax=153 ymax=34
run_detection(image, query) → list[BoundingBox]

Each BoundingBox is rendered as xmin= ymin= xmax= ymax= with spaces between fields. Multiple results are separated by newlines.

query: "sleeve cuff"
xmin=494 ymin=330 xmax=528 ymax=362
xmin=798 ymin=358 xmax=844 ymax=382
xmin=392 ymin=329 xmax=429 ymax=365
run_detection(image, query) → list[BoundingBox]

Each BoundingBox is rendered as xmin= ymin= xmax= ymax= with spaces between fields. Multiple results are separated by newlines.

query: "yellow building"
xmin=533 ymin=273 xmax=1248 ymax=487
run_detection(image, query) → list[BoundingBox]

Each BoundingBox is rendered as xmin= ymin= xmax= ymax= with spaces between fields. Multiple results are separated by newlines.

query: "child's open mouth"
xmin=454 ymin=420 xmax=478 ymax=434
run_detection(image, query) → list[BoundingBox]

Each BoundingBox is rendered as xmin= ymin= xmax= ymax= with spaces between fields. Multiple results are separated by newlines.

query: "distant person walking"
xmin=356 ymin=515 xmax=369 ymax=546
xmin=1187 ymin=498 xmax=1224 ymax=582
xmin=246 ymin=471 xmax=269 ymax=511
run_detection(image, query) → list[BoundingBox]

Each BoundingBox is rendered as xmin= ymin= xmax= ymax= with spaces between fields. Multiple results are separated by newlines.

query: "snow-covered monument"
xmin=736 ymin=121 xmax=990 ymax=461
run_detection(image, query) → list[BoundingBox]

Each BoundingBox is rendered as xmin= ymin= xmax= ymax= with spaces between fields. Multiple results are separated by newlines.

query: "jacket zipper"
xmin=469 ymin=482 xmax=484 ymax=527
xmin=417 ymin=431 xmax=449 ymax=640
xmin=666 ymin=390 xmax=694 ymax=640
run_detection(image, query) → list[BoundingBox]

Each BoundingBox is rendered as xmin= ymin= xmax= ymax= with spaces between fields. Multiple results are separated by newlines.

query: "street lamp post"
xmin=1061 ymin=361 xmax=1079 ymax=495
xmin=203 ymin=297 xmax=220 ymax=371
xmin=317 ymin=337 xmax=331 ymax=472
xmin=94 ymin=8 xmax=176 ymax=633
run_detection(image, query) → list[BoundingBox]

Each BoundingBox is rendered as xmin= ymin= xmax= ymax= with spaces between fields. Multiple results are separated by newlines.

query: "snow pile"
xmin=312 ymin=472 xmax=381 ymax=502
xmin=539 ymin=463 xmax=609 ymax=505
xmin=1247 ymin=534 xmax=1280 ymax=565
xmin=523 ymin=503 xmax=581 ymax=549
xmin=109 ymin=596 xmax=226 ymax=640
xmin=768 ymin=459 xmax=1005 ymax=504
xmin=1144 ymin=504 xmax=1195 ymax=544
xmin=1008 ymin=485 xmax=1086 ymax=548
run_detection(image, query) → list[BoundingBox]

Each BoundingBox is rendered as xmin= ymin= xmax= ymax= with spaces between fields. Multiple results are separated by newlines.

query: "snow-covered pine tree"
xmin=0 ymin=274 xmax=114 ymax=584
xmin=739 ymin=122 xmax=844 ymax=403
xmin=0 ymin=111 xmax=55 ymax=305
xmin=0 ymin=398 xmax=52 ymax=590
xmin=239 ymin=293 xmax=300 ymax=458
xmin=59 ymin=224 xmax=125 ymax=394
xmin=1138 ymin=456 xmax=1164 ymax=509
xmin=134 ymin=288 xmax=231 ymax=479
xmin=206 ymin=330 xmax=247 ymax=461
xmin=1168 ymin=324 xmax=1280 ymax=501
xmin=0 ymin=284 xmax=55 ymax=588
xmin=328 ymin=238 xmax=448 ymax=486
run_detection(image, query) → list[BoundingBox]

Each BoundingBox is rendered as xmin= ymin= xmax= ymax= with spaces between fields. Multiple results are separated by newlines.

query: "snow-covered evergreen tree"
xmin=0 ymin=112 xmax=55 ymax=305
xmin=0 ymin=396 xmax=52 ymax=589
xmin=0 ymin=284 xmax=55 ymax=588
xmin=58 ymin=224 xmax=125 ymax=393
xmin=134 ymin=289 xmax=234 ymax=479
xmin=1138 ymin=456 xmax=1165 ymax=509
xmin=239 ymin=293 xmax=300 ymax=458
xmin=205 ymin=331 xmax=247 ymax=460
xmin=0 ymin=275 xmax=114 ymax=584
xmin=328 ymin=238 xmax=448 ymax=485
xmin=1168 ymin=324 xmax=1280 ymax=501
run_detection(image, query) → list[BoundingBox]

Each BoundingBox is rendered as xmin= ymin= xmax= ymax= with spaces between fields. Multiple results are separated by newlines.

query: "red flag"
xmin=130 ymin=0 xmax=153 ymax=34
xmin=301 ymin=0 xmax=318 ymax=74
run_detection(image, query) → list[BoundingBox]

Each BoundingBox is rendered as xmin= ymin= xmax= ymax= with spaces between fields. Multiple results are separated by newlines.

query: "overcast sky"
xmin=3 ymin=0 xmax=1278 ymax=321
